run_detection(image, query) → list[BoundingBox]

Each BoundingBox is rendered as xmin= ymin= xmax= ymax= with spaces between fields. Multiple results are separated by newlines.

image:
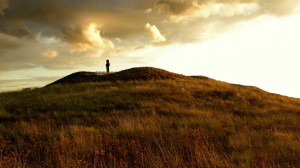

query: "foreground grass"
xmin=0 ymin=78 xmax=299 ymax=167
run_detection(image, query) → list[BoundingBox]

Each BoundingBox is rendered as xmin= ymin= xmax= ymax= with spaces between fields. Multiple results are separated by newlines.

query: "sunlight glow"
xmin=152 ymin=14 xmax=300 ymax=98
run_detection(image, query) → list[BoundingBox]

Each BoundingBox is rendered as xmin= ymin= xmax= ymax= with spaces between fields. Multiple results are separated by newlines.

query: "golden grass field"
xmin=0 ymin=68 xmax=299 ymax=167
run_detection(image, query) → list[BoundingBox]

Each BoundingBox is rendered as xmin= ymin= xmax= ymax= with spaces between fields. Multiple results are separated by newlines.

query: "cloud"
xmin=0 ymin=33 xmax=23 ymax=49
xmin=0 ymin=38 xmax=102 ymax=72
xmin=195 ymin=3 xmax=260 ymax=18
xmin=1 ymin=0 xmax=298 ymax=44
xmin=165 ymin=2 xmax=260 ymax=23
xmin=0 ymin=0 xmax=151 ymax=41
xmin=259 ymin=0 xmax=300 ymax=16
xmin=145 ymin=23 xmax=166 ymax=42
xmin=60 ymin=23 xmax=115 ymax=51
xmin=82 ymin=23 xmax=114 ymax=49
xmin=0 ymin=0 xmax=299 ymax=73
xmin=145 ymin=8 xmax=153 ymax=13
xmin=154 ymin=0 xmax=300 ymax=17
xmin=115 ymin=38 xmax=122 ymax=42
xmin=43 ymin=50 xmax=58 ymax=59
xmin=0 ymin=0 xmax=8 ymax=16
xmin=154 ymin=0 xmax=198 ymax=15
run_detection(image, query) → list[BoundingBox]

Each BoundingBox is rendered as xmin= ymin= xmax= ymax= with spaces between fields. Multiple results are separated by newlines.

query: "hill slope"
xmin=0 ymin=67 xmax=299 ymax=167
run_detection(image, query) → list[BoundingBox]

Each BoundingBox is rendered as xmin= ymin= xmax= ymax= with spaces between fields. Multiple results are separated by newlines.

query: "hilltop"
xmin=49 ymin=67 xmax=190 ymax=86
xmin=0 ymin=67 xmax=299 ymax=167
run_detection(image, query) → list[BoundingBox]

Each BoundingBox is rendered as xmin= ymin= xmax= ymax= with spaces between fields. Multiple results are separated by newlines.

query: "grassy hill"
xmin=0 ymin=67 xmax=299 ymax=167
xmin=48 ymin=67 xmax=189 ymax=85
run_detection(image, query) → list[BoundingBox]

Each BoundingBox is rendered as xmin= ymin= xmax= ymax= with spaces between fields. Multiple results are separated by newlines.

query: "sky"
xmin=1 ymin=0 xmax=300 ymax=98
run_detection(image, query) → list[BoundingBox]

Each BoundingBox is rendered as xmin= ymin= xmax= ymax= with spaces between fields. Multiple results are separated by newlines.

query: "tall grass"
xmin=0 ymin=78 xmax=299 ymax=167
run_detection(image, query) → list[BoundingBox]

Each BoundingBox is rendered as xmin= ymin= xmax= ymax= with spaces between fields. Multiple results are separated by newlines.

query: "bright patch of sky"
xmin=149 ymin=14 xmax=300 ymax=98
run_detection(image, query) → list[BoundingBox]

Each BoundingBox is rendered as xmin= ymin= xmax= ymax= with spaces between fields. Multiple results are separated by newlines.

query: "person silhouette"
xmin=106 ymin=60 xmax=110 ymax=73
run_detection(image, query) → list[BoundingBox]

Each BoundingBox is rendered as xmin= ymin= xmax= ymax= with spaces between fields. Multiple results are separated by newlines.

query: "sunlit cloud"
xmin=145 ymin=23 xmax=166 ymax=42
xmin=84 ymin=23 xmax=114 ymax=48
xmin=69 ymin=23 xmax=115 ymax=51
xmin=160 ymin=2 xmax=260 ymax=22
xmin=43 ymin=50 xmax=58 ymax=59
xmin=195 ymin=3 xmax=260 ymax=18
xmin=145 ymin=8 xmax=153 ymax=13
xmin=115 ymin=38 xmax=122 ymax=43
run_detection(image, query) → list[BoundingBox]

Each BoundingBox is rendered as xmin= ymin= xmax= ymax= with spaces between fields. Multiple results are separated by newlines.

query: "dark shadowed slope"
xmin=48 ymin=67 xmax=190 ymax=86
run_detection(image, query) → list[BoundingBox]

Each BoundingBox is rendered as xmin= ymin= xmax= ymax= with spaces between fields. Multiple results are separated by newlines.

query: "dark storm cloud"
xmin=0 ymin=0 xmax=299 ymax=72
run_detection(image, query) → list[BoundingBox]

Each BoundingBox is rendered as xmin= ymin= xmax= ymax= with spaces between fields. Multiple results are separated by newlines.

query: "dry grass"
xmin=0 ymin=70 xmax=299 ymax=167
